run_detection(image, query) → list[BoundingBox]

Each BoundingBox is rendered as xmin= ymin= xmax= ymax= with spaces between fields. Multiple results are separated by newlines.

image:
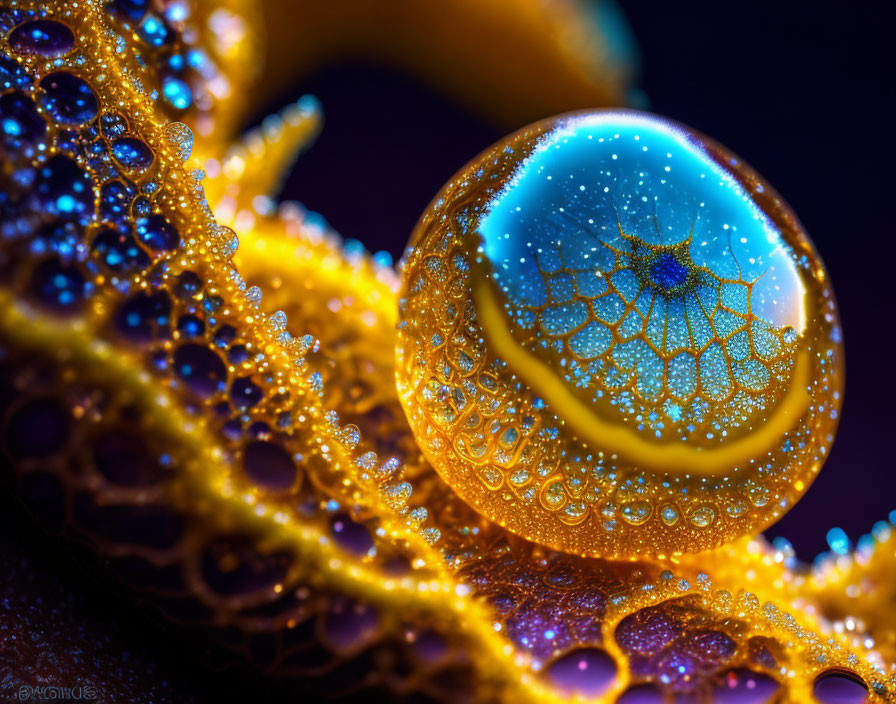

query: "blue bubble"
xmin=162 ymin=76 xmax=192 ymax=110
xmin=112 ymin=137 xmax=154 ymax=170
xmin=2 ymin=117 xmax=21 ymax=136
xmin=826 ymin=527 xmax=850 ymax=555
xmin=29 ymin=257 xmax=88 ymax=312
xmin=108 ymin=0 xmax=148 ymax=22
xmin=34 ymin=155 xmax=94 ymax=223
xmin=138 ymin=15 xmax=170 ymax=47
xmin=9 ymin=19 xmax=75 ymax=58
xmin=39 ymin=72 xmax=98 ymax=125
xmin=135 ymin=214 xmax=180 ymax=251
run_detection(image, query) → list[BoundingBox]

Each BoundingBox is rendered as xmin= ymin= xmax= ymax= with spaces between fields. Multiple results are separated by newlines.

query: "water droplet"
xmin=690 ymin=505 xmax=716 ymax=528
xmin=331 ymin=514 xmax=374 ymax=556
xmin=479 ymin=466 xmax=503 ymax=490
xmin=9 ymin=19 xmax=75 ymax=58
xmin=540 ymin=480 xmax=567 ymax=510
xmin=621 ymin=501 xmax=652 ymax=525
xmin=382 ymin=481 xmax=412 ymax=510
xmin=826 ymin=527 xmax=851 ymax=555
xmin=91 ymin=225 xmax=150 ymax=274
xmin=230 ymin=376 xmax=263 ymax=409
xmin=659 ymin=503 xmax=679 ymax=526
xmin=510 ymin=468 xmax=531 ymax=486
xmin=782 ymin=326 xmax=798 ymax=345
xmin=28 ymin=257 xmax=87 ymax=313
xmin=98 ymin=180 xmax=132 ymax=225
xmin=245 ymin=286 xmax=262 ymax=306
xmin=211 ymin=224 xmax=238 ymax=259
xmin=39 ymin=72 xmax=98 ymax=125
xmin=338 ymin=424 xmax=361 ymax=449
xmin=108 ymin=0 xmax=148 ymax=22
xmin=34 ymin=155 xmax=94 ymax=223
xmin=114 ymin=291 xmax=171 ymax=341
xmin=726 ymin=500 xmax=748 ymax=518
xmin=112 ymin=137 xmax=154 ymax=170
xmin=138 ymin=14 xmax=170 ymax=47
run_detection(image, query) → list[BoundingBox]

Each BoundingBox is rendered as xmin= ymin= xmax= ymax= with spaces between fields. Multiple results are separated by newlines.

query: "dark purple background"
xmin=274 ymin=2 xmax=896 ymax=560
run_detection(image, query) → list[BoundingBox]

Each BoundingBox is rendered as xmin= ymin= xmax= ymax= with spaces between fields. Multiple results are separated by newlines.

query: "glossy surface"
xmin=397 ymin=111 xmax=843 ymax=557
xmin=0 ymin=2 xmax=892 ymax=704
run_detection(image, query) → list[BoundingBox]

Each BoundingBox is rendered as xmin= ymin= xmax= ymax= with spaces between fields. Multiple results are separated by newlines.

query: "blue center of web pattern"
xmin=648 ymin=253 xmax=689 ymax=290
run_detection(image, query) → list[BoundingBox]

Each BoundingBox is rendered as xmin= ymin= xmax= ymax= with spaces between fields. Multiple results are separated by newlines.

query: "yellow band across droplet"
xmin=473 ymin=274 xmax=812 ymax=476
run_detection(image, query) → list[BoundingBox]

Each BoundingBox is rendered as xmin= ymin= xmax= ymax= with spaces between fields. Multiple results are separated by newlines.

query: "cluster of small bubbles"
xmin=245 ymin=285 xmax=262 ymax=306
xmin=162 ymin=121 xmax=192 ymax=161
xmin=0 ymin=6 xmax=357 ymax=540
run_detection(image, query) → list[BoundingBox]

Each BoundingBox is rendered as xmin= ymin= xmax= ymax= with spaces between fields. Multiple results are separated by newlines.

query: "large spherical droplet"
xmin=161 ymin=76 xmax=193 ymax=111
xmin=330 ymin=513 xmax=375 ymax=557
xmin=39 ymin=72 xmax=98 ymax=125
xmin=230 ymin=376 xmax=263 ymax=409
xmin=9 ymin=19 xmax=75 ymax=58
xmin=396 ymin=110 xmax=843 ymax=557
xmin=137 ymin=15 xmax=171 ymax=47
xmin=0 ymin=53 xmax=30 ymax=90
xmin=98 ymin=179 xmax=135 ymax=224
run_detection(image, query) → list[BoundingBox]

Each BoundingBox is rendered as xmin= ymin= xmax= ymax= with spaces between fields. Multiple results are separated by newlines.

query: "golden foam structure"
xmin=0 ymin=1 xmax=892 ymax=702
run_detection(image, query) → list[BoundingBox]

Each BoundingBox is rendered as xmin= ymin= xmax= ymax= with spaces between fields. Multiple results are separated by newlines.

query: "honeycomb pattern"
xmin=497 ymin=227 xmax=798 ymax=441
xmin=0 ymin=2 xmax=892 ymax=704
